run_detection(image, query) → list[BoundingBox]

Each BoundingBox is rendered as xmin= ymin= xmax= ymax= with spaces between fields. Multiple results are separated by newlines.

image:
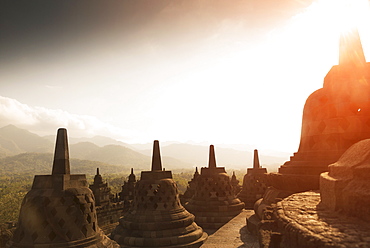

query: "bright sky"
xmin=0 ymin=0 xmax=369 ymax=153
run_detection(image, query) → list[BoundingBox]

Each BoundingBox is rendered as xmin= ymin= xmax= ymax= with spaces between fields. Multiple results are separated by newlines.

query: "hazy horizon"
xmin=1 ymin=0 xmax=370 ymax=153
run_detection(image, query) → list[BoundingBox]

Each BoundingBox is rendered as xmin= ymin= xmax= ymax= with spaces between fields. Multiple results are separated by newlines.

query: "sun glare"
xmin=331 ymin=0 xmax=370 ymax=34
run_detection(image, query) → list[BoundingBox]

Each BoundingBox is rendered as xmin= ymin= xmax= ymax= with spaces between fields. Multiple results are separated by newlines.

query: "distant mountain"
xmin=69 ymin=142 xmax=192 ymax=170
xmin=139 ymin=143 xmax=287 ymax=172
xmin=70 ymin=143 xmax=149 ymax=168
xmin=0 ymin=125 xmax=192 ymax=171
xmin=129 ymin=141 xmax=182 ymax=151
xmin=43 ymin=134 xmax=134 ymax=149
xmin=0 ymin=152 xmax=127 ymax=176
xmin=0 ymin=125 xmax=53 ymax=157
xmin=0 ymin=125 xmax=287 ymax=173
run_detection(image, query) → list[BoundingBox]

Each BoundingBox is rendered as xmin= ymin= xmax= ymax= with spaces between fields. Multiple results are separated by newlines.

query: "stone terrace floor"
xmin=201 ymin=210 xmax=260 ymax=248
xmin=276 ymin=191 xmax=370 ymax=247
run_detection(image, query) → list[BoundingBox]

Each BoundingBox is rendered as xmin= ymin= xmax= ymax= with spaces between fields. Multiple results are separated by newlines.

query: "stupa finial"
xmin=208 ymin=145 xmax=217 ymax=168
xmin=97 ymin=168 xmax=100 ymax=175
xmin=253 ymin=149 xmax=260 ymax=169
xmin=51 ymin=128 xmax=70 ymax=175
xmin=151 ymin=140 xmax=162 ymax=171
xmin=339 ymin=28 xmax=366 ymax=67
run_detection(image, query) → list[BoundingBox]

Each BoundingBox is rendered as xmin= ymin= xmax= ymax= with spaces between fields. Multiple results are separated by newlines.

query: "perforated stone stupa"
xmin=275 ymin=28 xmax=370 ymax=191
xmin=111 ymin=140 xmax=207 ymax=247
xmin=180 ymin=167 xmax=199 ymax=204
xmin=10 ymin=128 xmax=118 ymax=248
xmin=185 ymin=145 xmax=245 ymax=229
xmin=238 ymin=149 xmax=268 ymax=209
xmin=89 ymin=168 xmax=111 ymax=206
xmin=120 ymin=168 xmax=137 ymax=211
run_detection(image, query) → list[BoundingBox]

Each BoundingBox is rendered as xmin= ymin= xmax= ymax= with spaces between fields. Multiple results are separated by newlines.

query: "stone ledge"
xmin=275 ymin=191 xmax=370 ymax=248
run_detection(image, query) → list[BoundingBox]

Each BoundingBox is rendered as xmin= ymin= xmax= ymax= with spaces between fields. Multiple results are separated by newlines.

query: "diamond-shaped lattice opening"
xmin=318 ymin=121 xmax=326 ymax=133
xmin=149 ymin=196 xmax=154 ymax=202
xmin=48 ymin=231 xmax=56 ymax=241
xmin=41 ymin=220 xmax=48 ymax=228
xmin=308 ymin=137 xmax=316 ymax=149
xmin=31 ymin=232 xmax=38 ymax=241
xmin=326 ymin=134 xmax=338 ymax=147
xmin=81 ymin=226 xmax=88 ymax=237
xmin=73 ymin=196 xmax=80 ymax=205
xmin=79 ymin=204 xmax=85 ymax=212
xmin=58 ymin=218 xmax=65 ymax=227
xmin=44 ymin=198 xmax=51 ymax=206
xmin=66 ymin=206 xmax=73 ymax=215
xmin=60 ymin=197 xmax=66 ymax=205
xmin=92 ymin=222 xmax=96 ymax=232
xmin=153 ymin=203 xmax=158 ymax=209
xmin=87 ymin=214 xmax=92 ymax=223
xmin=90 ymin=203 xmax=94 ymax=212
xmin=50 ymin=208 xmax=57 ymax=217
xmin=66 ymin=230 xmax=72 ymax=240
xmin=74 ymin=216 xmax=80 ymax=225
xmin=338 ymin=118 xmax=350 ymax=131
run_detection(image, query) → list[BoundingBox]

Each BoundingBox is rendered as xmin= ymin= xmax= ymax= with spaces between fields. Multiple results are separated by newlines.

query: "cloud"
xmin=0 ymin=95 xmax=135 ymax=140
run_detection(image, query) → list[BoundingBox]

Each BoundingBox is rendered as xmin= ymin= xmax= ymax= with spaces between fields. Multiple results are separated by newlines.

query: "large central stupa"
xmin=275 ymin=29 xmax=370 ymax=191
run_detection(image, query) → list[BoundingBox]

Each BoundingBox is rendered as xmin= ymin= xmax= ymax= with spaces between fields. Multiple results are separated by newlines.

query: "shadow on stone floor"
xmin=238 ymin=225 xmax=260 ymax=248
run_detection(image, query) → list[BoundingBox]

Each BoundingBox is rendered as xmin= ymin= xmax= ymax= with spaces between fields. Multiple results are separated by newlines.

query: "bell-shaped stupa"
xmin=238 ymin=149 xmax=268 ymax=209
xmin=111 ymin=140 xmax=207 ymax=247
xmin=11 ymin=128 xmax=118 ymax=247
xmin=180 ymin=167 xmax=200 ymax=204
xmin=185 ymin=145 xmax=245 ymax=229
xmin=120 ymin=168 xmax=137 ymax=211
xmin=89 ymin=168 xmax=111 ymax=206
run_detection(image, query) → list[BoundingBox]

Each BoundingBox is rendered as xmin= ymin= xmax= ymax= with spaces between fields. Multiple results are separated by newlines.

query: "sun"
xmin=330 ymin=0 xmax=370 ymax=35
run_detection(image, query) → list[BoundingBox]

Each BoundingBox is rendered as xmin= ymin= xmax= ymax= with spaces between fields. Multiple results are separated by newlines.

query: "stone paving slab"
xmin=276 ymin=191 xmax=370 ymax=248
xmin=200 ymin=210 xmax=260 ymax=248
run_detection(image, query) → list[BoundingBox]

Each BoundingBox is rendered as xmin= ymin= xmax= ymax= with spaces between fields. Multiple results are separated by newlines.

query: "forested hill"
xmin=0 ymin=153 xmax=128 ymax=177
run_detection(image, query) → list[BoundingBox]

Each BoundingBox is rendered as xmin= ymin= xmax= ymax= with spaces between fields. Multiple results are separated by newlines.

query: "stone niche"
xmin=320 ymin=138 xmax=370 ymax=221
